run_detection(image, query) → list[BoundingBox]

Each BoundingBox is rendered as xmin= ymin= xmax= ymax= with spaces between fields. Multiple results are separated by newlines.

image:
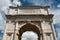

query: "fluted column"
xmin=50 ymin=34 xmax=54 ymax=40
xmin=15 ymin=21 xmax=19 ymax=40
xmin=11 ymin=34 xmax=13 ymax=40
xmin=13 ymin=21 xmax=19 ymax=40
xmin=50 ymin=23 xmax=57 ymax=40
xmin=43 ymin=33 xmax=46 ymax=40
xmin=41 ymin=21 xmax=46 ymax=40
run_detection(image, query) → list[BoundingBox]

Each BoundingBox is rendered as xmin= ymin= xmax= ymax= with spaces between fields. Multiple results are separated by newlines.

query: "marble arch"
xmin=2 ymin=6 xmax=56 ymax=40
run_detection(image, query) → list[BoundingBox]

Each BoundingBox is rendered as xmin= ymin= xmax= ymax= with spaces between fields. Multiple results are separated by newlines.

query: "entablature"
xmin=8 ymin=6 xmax=51 ymax=15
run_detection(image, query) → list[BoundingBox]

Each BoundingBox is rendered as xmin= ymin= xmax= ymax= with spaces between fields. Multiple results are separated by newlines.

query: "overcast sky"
xmin=0 ymin=0 xmax=60 ymax=40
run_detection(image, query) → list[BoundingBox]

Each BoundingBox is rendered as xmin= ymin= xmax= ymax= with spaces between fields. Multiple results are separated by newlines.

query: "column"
xmin=50 ymin=23 xmax=57 ymax=40
xmin=41 ymin=21 xmax=46 ymax=40
xmin=11 ymin=34 xmax=13 ymax=40
xmin=15 ymin=21 xmax=19 ymax=40
xmin=16 ymin=21 xmax=19 ymax=30
xmin=43 ymin=33 xmax=46 ymax=40
xmin=50 ymin=34 xmax=54 ymax=40
xmin=40 ymin=34 xmax=42 ymax=40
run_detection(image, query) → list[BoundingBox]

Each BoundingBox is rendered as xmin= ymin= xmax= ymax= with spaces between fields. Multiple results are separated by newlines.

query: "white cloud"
xmin=0 ymin=0 xmax=10 ymax=7
xmin=13 ymin=0 xmax=21 ymax=6
xmin=0 ymin=13 xmax=5 ymax=30
xmin=0 ymin=0 xmax=22 ymax=14
xmin=0 ymin=20 xmax=5 ymax=30
xmin=51 ymin=9 xmax=60 ymax=24
xmin=0 ymin=0 xmax=11 ymax=14
xmin=57 ymin=4 xmax=60 ymax=8
xmin=0 ymin=13 xmax=3 ymax=20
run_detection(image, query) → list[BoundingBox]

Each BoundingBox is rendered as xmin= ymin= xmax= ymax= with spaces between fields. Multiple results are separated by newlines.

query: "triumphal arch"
xmin=2 ymin=6 xmax=56 ymax=40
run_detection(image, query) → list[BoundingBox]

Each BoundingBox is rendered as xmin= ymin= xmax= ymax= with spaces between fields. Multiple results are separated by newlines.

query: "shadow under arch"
xmin=18 ymin=23 xmax=40 ymax=40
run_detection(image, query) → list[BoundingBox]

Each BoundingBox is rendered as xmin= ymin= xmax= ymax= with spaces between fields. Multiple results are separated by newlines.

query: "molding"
xmin=9 ymin=6 xmax=50 ymax=9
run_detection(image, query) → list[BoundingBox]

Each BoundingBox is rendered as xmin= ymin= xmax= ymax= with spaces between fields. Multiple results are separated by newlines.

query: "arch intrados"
xmin=18 ymin=23 xmax=40 ymax=40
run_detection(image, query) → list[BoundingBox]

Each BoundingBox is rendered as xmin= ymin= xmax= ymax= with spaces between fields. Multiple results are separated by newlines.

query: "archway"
xmin=18 ymin=23 xmax=40 ymax=40
xmin=21 ymin=31 xmax=38 ymax=40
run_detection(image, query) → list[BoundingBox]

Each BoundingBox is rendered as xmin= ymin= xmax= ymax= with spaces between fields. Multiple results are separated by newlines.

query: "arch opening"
xmin=18 ymin=23 xmax=41 ymax=40
xmin=21 ymin=31 xmax=38 ymax=40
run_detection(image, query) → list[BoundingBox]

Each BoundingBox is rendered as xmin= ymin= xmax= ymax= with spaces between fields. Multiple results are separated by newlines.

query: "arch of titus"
xmin=2 ymin=6 xmax=56 ymax=40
